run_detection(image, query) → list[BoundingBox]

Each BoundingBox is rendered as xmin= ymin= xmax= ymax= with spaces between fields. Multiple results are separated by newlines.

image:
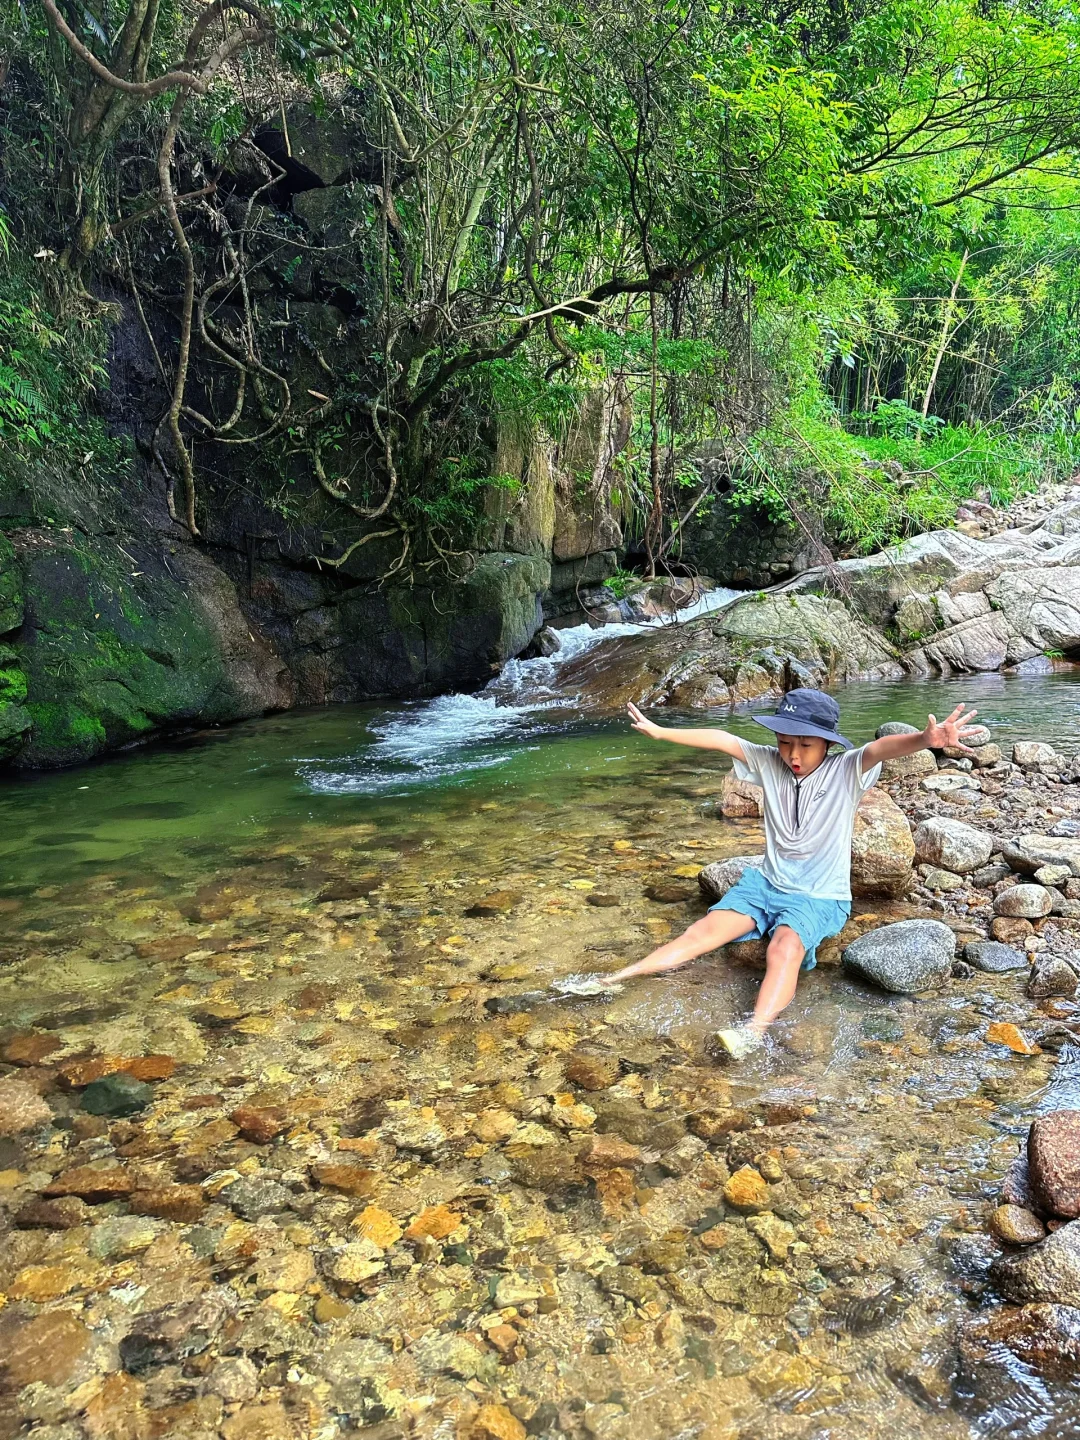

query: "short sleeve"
xmin=733 ymin=740 xmax=780 ymax=787
xmin=843 ymin=745 xmax=881 ymax=797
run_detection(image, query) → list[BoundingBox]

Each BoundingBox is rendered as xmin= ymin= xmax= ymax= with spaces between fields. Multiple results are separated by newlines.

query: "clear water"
xmin=2 ymin=626 xmax=1080 ymax=1438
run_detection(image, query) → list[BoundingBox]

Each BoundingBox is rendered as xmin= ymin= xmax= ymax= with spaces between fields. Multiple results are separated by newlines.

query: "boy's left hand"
xmin=922 ymin=703 xmax=981 ymax=754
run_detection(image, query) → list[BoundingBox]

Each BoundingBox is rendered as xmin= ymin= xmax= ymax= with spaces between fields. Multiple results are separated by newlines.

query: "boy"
xmin=607 ymin=689 xmax=980 ymax=1059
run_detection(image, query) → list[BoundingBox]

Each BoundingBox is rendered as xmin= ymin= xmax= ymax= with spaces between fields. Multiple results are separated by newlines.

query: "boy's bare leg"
xmin=749 ymin=925 xmax=805 ymax=1032
xmin=607 ymin=908 xmax=755 ymax=983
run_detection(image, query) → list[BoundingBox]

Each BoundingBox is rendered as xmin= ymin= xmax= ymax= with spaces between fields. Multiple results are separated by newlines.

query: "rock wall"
xmin=783 ymin=496 xmax=1080 ymax=675
xmin=0 ymin=349 xmax=627 ymax=770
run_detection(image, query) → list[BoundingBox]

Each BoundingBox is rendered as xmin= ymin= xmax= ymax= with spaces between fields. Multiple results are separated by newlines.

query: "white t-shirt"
xmin=732 ymin=740 xmax=881 ymax=901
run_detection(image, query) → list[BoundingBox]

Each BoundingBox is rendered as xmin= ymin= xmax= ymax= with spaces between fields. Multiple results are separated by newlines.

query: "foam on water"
xmin=303 ymin=586 xmax=741 ymax=795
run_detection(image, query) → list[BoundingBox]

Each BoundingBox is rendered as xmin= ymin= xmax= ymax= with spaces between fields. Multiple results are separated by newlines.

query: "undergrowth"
xmin=733 ymin=395 xmax=1078 ymax=555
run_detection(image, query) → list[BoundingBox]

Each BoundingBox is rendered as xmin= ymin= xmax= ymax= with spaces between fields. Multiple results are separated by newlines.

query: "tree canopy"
xmin=4 ymin=0 xmax=1080 ymax=563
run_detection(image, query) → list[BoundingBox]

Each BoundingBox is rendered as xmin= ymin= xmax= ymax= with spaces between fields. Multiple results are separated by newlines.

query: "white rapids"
xmin=301 ymin=586 xmax=741 ymax=795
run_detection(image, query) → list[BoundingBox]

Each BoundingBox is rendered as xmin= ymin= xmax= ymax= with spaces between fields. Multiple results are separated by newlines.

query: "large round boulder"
xmin=850 ymin=787 xmax=914 ymax=899
xmin=841 ymin=918 xmax=955 ymax=993
xmin=994 ymin=885 xmax=1052 ymax=919
xmin=912 ymin=817 xmax=993 ymax=874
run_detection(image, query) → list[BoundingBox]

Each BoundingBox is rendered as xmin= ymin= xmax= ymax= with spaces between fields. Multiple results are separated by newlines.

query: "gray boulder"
xmin=991 ymin=1219 xmax=1080 ymax=1307
xmin=994 ymin=885 xmax=1053 ymax=919
xmin=1004 ymin=835 xmax=1080 ymax=878
xmin=698 ymin=854 xmax=764 ymax=903
xmin=841 ymin=919 xmax=955 ymax=993
xmin=912 ymin=817 xmax=993 ymax=874
xmin=964 ymin=941 xmax=1028 ymax=974
xmin=987 ymin=568 xmax=1080 ymax=658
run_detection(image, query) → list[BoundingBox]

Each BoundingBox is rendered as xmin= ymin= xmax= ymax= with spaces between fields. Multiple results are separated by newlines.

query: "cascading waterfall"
xmin=303 ymin=587 xmax=741 ymax=795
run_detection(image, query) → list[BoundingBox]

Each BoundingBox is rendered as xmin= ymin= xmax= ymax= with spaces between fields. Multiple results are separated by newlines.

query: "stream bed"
xmin=2 ymin=642 xmax=1080 ymax=1440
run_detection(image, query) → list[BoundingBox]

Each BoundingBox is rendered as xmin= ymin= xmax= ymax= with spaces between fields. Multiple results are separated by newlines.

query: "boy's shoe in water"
xmin=709 ymin=1025 xmax=766 ymax=1061
xmin=551 ymin=974 xmax=625 ymax=998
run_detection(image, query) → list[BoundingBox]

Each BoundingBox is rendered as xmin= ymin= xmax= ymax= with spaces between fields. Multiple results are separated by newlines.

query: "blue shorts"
xmin=708 ymin=868 xmax=850 ymax=971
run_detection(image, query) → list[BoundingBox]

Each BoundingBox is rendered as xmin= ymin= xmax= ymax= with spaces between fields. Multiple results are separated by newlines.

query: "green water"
xmin=1 ymin=668 xmax=1079 ymax=1439
xmin=3 ymin=670 xmax=1079 ymax=899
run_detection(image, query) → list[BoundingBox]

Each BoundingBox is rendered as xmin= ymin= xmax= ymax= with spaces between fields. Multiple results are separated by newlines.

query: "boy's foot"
xmin=551 ymin=974 xmax=625 ymax=999
xmin=709 ymin=1025 xmax=766 ymax=1061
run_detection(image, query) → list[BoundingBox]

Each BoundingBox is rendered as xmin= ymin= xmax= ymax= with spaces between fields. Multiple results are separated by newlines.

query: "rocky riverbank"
xmin=1 ymin=713 xmax=1080 ymax=1437
xmin=511 ymin=481 xmax=1080 ymax=718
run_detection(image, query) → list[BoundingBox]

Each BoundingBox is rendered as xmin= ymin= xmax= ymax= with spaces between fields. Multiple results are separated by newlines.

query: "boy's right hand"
xmin=628 ymin=702 xmax=661 ymax=737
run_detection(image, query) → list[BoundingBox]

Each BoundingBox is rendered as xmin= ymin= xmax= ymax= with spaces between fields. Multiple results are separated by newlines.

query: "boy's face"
xmin=776 ymin=734 xmax=829 ymax=776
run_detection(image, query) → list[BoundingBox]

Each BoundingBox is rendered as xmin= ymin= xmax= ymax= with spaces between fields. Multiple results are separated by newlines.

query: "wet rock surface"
xmin=841 ymin=919 xmax=956 ymax=992
xmin=1029 ymin=1111 xmax=1080 ymax=1219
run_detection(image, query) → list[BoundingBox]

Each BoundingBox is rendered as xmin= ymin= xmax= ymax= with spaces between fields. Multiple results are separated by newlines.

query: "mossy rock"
xmin=11 ymin=531 xmax=290 ymax=769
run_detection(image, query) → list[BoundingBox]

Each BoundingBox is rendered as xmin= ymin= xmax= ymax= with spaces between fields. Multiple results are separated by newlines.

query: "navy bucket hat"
xmin=752 ymin=688 xmax=852 ymax=749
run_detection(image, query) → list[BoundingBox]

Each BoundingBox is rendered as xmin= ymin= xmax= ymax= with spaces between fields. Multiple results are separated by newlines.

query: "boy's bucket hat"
xmin=752 ymin=688 xmax=852 ymax=749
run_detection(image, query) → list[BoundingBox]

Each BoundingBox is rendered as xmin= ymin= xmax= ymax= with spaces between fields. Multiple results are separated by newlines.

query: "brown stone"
xmin=14 ymin=1195 xmax=91 ymax=1229
xmin=1 ymin=1032 xmax=62 ymax=1066
xmin=310 ymin=1162 xmax=377 ymax=1197
xmin=719 ymin=773 xmax=764 ymax=818
xmin=123 ymin=1055 xmax=177 ymax=1082
xmin=0 ymin=1076 xmax=52 ymax=1134
xmin=991 ymin=916 xmax=1034 ymax=944
xmin=851 ymin=786 xmax=916 ymax=899
xmin=990 ymin=1204 xmax=1047 ymax=1245
xmin=985 ymin=1023 xmax=1040 ymax=1056
xmin=470 ymin=1108 xmax=518 ymax=1143
xmin=43 ymin=1165 xmax=134 ymax=1201
xmin=581 ymin=1133 xmax=642 ymax=1171
xmin=960 ymin=1304 xmax=1080 ymax=1381
xmin=55 ymin=1053 xmax=174 ymax=1088
xmin=231 ymin=1105 xmax=289 ymax=1144
xmin=644 ymin=883 xmax=695 ymax=904
xmin=485 ymin=1323 xmax=522 ymax=1359
xmin=405 ymin=1203 xmax=463 ymax=1241
xmin=81 ymin=1372 xmax=148 ymax=1440
xmin=220 ymin=1400 xmax=294 ymax=1440
xmin=353 ymin=1204 xmax=403 ymax=1249
xmin=0 ymin=1311 xmax=93 ymax=1391
xmin=563 ymin=1051 xmax=620 ymax=1090
xmin=722 ymin=1165 xmax=770 ymax=1213
xmin=688 ymin=1109 xmax=754 ymax=1140
xmin=134 ymin=936 xmax=200 ymax=961
xmin=465 ymin=890 xmax=522 ymax=917
xmin=130 ymin=1185 xmax=207 ymax=1223
xmin=181 ymin=1117 xmax=240 ymax=1152
xmin=1029 ymin=1110 xmax=1080 ymax=1220
xmin=470 ymin=1403 xmax=527 ymax=1440
xmin=56 ymin=1056 xmax=114 ymax=1089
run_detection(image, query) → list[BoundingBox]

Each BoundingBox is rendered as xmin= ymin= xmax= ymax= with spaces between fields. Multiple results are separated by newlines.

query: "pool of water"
xmin=2 ymin=648 xmax=1080 ymax=1439
xmin=3 ymin=666 xmax=1079 ymax=897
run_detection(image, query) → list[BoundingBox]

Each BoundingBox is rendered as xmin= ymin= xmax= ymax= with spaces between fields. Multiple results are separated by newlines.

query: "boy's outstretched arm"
xmin=859 ymin=703 xmax=981 ymax=773
xmin=627 ymin=701 xmax=748 ymax=762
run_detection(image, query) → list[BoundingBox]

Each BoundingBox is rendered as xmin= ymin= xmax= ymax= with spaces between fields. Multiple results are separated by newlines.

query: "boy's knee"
xmin=767 ymin=929 xmax=805 ymax=965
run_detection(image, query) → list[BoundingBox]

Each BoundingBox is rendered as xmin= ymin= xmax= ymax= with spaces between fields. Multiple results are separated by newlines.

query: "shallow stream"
xmin=3 ymin=613 xmax=1080 ymax=1440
